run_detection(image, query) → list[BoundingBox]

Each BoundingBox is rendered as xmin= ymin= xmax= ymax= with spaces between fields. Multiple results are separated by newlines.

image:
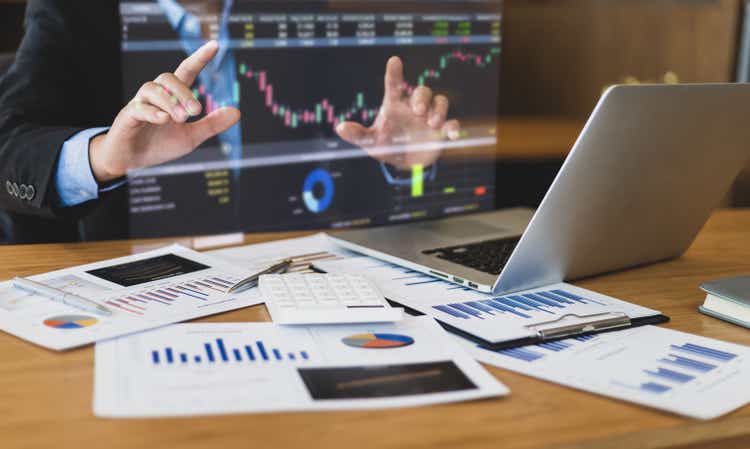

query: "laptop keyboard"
xmin=422 ymin=236 xmax=521 ymax=275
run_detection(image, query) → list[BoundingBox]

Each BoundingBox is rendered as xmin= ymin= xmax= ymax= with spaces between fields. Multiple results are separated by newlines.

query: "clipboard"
xmin=445 ymin=312 xmax=668 ymax=351
xmin=391 ymin=300 xmax=670 ymax=350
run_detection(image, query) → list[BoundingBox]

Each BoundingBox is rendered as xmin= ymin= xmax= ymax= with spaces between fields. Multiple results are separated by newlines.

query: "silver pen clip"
xmin=524 ymin=312 xmax=631 ymax=340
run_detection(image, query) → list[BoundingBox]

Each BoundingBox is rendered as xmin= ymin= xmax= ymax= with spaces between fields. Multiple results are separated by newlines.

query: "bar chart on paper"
xmin=100 ymin=272 xmax=242 ymax=317
xmin=463 ymin=325 xmax=750 ymax=419
xmin=613 ymin=341 xmax=739 ymax=396
xmin=432 ymin=288 xmax=607 ymax=321
xmin=150 ymin=335 xmax=312 ymax=367
xmin=478 ymin=333 xmax=740 ymax=391
xmin=314 ymin=257 xmax=662 ymax=343
xmin=481 ymin=334 xmax=599 ymax=363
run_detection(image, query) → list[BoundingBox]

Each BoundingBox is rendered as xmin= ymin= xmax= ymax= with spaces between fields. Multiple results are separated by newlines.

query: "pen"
xmin=12 ymin=277 xmax=113 ymax=317
xmin=228 ymin=259 xmax=293 ymax=294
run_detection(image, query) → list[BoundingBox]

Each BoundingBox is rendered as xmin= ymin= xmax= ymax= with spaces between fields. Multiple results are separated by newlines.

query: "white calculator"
xmin=259 ymin=273 xmax=404 ymax=324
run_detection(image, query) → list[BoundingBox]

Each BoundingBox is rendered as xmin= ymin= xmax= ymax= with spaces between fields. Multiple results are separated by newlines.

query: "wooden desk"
xmin=1 ymin=210 xmax=750 ymax=449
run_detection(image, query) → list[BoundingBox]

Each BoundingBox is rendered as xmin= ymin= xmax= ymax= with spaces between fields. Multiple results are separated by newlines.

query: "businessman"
xmin=0 ymin=0 xmax=459 ymax=244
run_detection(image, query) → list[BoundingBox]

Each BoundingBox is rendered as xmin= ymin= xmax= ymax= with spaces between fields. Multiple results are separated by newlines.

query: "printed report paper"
xmin=207 ymin=232 xmax=355 ymax=271
xmin=94 ymin=317 xmax=508 ymax=417
xmin=0 ymin=245 xmax=262 ymax=350
xmin=458 ymin=325 xmax=750 ymax=419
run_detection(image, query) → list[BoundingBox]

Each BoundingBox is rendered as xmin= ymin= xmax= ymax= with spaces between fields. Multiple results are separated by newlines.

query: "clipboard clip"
xmin=524 ymin=312 xmax=631 ymax=340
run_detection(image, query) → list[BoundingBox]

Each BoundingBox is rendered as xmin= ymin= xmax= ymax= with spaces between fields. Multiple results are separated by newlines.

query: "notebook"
xmin=699 ymin=276 xmax=750 ymax=329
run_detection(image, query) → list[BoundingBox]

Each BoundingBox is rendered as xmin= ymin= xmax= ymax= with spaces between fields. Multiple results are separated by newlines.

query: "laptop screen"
xmin=119 ymin=0 xmax=502 ymax=238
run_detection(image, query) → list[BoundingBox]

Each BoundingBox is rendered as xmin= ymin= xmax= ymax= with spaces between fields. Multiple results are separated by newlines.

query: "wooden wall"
xmin=500 ymin=0 xmax=743 ymax=117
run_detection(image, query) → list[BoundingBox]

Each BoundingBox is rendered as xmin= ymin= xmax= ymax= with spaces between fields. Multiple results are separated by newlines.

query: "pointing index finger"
xmin=174 ymin=40 xmax=219 ymax=85
xmin=384 ymin=56 xmax=405 ymax=103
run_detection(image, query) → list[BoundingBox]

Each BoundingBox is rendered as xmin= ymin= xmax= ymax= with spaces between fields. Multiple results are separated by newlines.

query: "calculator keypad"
xmin=259 ymin=273 xmax=403 ymax=324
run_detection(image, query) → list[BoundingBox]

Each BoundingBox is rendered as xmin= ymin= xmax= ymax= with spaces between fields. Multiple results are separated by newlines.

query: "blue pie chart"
xmin=302 ymin=168 xmax=334 ymax=213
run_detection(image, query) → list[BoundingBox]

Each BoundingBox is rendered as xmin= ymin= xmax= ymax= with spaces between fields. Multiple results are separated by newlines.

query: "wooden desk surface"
xmin=1 ymin=210 xmax=750 ymax=449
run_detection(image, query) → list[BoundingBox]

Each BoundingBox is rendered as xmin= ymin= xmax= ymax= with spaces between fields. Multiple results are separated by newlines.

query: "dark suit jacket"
xmin=0 ymin=0 xmax=127 ymax=243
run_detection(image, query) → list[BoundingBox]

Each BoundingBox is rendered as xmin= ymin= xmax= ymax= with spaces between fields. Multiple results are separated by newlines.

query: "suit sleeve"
xmin=0 ymin=0 xmax=103 ymax=219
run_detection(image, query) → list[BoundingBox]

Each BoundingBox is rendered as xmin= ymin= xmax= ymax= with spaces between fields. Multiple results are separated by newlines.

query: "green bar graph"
xmin=232 ymin=81 xmax=240 ymax=104
xmin=411 ymin=164 xmax=424 ymax=197
xmin=357 ymin=92 xmax=364 ymax=108
xmin=239 ymin=63 xmax=246 ymax=75
xmin=291 ymin=113 xmax=298 ymax=128
xmin=315 ymin=104 xmax=322 ymax=123
xmin=443 ymin=186 xmax=456 ymax=194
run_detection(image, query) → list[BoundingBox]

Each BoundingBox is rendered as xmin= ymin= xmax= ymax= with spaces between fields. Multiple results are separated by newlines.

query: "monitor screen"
xmin=119 ymin=0 xmax=502 ymax=238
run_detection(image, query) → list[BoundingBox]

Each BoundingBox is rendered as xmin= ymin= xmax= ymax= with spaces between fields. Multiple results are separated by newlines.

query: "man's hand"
xmin=335 ymin=56 xmax=460 ymax=170
xmin=89 ymin=41 xmax=241 ymax=182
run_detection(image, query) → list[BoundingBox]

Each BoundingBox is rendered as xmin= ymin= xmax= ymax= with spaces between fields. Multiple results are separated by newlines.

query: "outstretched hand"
xmin=90 ymin=41 xmax=241 ymax=182
xmin=335 ymin=56 xmax=460 ymax=170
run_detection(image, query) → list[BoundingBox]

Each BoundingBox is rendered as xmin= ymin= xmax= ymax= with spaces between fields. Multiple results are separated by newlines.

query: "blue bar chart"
xmin=620 ymin=341 xmax=739 ymax=396
xmin=150 ymin=337 xmax=311 ymax=366
xmin=639 ymin=382 xmax=672 ymax=394
xmin=432 ymin=289 xmax=607 ymax=321
xmin=484 ymin=334 xmax=597 ymax=363
xmin=462 ymin=323 xmax=750 ymax=420
xmin=660 ymin=354 xmax=717 ymax=373
xmin=670 ymin=343 xmax=738 ymax=362
xmin=488 ymin=335 xmax=740 ymax=398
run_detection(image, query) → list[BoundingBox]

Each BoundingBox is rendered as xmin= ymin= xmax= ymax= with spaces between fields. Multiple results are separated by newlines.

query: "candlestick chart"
xmin=194 ymin=47 xmax=501 ymax=135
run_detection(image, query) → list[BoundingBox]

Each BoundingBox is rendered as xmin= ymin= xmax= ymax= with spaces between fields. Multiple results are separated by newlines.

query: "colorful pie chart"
xmin=43 ymin=315 xmax=98 ymax=329
xmin=342 ymin=333 xmax=415 ymax=349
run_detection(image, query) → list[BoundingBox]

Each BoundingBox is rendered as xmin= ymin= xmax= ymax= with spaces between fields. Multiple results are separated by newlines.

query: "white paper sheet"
xmin=207 ymin=233 xmax=356 ymax=271
xmin=458 ymin=325 xmax=750 ymax=419
xmin=314 ymin=256 xmax=662 ymax=344
xmin=94 ymin=317 xmax=509 ymax=417
xmin=0 ymin=245 xmax=262 ymax=350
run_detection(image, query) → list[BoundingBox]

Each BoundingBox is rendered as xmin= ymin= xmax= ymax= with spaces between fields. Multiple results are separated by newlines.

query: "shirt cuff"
xmin=55 ymin=127 xmax=113 ymax=207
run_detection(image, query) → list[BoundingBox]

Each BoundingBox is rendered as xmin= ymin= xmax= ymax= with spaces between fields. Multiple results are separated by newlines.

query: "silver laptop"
xmin=331 ymin=83 xmax=750 ymax=294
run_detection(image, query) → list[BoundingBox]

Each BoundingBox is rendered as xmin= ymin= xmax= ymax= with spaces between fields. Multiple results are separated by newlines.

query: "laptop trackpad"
xmin=416 ymin=218 xmax=508 ymax=239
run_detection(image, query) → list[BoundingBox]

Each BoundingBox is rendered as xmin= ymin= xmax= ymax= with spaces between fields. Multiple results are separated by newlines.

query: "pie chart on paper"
xmin=43 ymin=315 xmax=99 ymax=329
xmin=342 ymin=333 xmax=414 ymax=349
